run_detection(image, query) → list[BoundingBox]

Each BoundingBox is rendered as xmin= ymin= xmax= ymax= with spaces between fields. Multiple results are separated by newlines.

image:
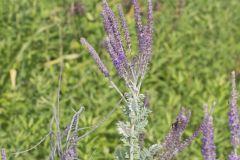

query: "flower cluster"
xmin=201 ymin=104 xmax=216 ymax=160
xmin=200 ymin=71 xmax=240 ymax=160
xmin=158 ymin=108 xmax=201 ymax=160
xmin=228 ymin=71 xmax=240 ymax=159
xmin=81 ymin=0 xmax=153 ymax=87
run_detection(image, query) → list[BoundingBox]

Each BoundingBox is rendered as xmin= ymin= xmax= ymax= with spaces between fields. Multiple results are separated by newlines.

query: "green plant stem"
xmin=109 ymin=79 xmax=127 ymax=102
xmin=130 ymin=122 xmax=135 ymax=160
xmin=129 ymin=81 xmax=139 ymax=160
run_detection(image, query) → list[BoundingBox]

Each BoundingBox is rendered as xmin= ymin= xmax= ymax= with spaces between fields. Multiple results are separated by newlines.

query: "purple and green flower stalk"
xmin=1 ymin=149 xmax=6 ymax=160
xmin=102 ymin=0 xmax=130 ymax=80
xmin=132 ymin=0 xmax=153 ymax=79
xmin=80 ymin=38 xmax=110 ymax=77
xmin=132 ymin=0 xmax=144 ymax=54
xmin=228 ymin=71 xmax=240 ymax=156
xmin=201 ymin=104 xmax=216 ymax=160
xmin=117 ymin=4 xmax=131 ymax=52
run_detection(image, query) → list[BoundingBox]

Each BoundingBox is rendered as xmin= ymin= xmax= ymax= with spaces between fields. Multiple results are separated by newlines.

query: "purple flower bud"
xmin=228 ymin=71 xmax=240 ymax=148
xmin=201 ymin=104 xmax=216 ymax=160
xmin=80 ymin=38 xmax=109 ymax=77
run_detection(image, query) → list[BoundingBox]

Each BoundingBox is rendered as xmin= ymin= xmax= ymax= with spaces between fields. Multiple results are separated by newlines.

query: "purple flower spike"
xmin=102 ymin=0 xmax=130 ymax=79
xmin=104 ymin=38 xmax=126 ymax=77
xmin=1 ymin=149 xmax=7 ymax=160
xmin=131 ymin=0 xmax=153 ymax=77
xmin=80 ymin=38 xmax=110 ymax=77
xmin=228 ymin=71 xmax=240 ymax=148
xmin=102 ymin=0 xmax=122 ymax=45
xmin=102 ymin=1 xmax=127 ymax=60
xmin=159 ymin=108 xmax=200 ymax=160
xmin=132 ymin=0 xmax=144 ymax=54
xmin=145 ymin=0 xmax=153 ymax=58
xmin=229 ymin=153 xmax=240 ymax=160
xmin=201 ymin=104 xmax=216 ymax=160
xmin=117 ymin=4 xmax=131 ymax=51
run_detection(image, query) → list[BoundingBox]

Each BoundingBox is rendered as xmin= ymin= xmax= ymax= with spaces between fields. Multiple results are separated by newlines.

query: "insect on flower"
xmin=171 ymin=119 xmax=182 ymax=130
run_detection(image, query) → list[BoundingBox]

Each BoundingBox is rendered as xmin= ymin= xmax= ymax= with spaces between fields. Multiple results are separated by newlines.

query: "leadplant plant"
xmin=201 ymin=104 xmax=216 ymax=160
xmin=1 ymin=0 xmax=239 ymax=159
xmin=1 ymin=1 xmax=239 ymax=160
xmin=228 ymin=71 xmax=240 ymax=160
xmin=80 ymin=0 xmax=200 ymax=159
xmin=81 ymin=0 xmax=154 ymax=158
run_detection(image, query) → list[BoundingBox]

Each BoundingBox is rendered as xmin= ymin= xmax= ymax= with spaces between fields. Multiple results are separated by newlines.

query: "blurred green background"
xmin=0 ymin=0 xmax=240 ymax=159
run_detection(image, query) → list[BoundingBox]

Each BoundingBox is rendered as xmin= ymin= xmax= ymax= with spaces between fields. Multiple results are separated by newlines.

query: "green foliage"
xmin=0 ymin=0 xmax=240 ymax=159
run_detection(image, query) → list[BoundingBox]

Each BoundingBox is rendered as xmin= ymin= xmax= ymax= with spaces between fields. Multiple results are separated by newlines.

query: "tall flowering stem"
xmin=228 ymin=71 xmax=240 ymax=157
xmin=201 ymin=104 xmax=216 ymax=160
xmin=81 ymin=0 xmax=154 ymax=159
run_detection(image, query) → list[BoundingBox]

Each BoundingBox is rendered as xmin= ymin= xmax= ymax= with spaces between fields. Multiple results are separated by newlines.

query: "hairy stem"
xmin=130 ymin=80 xmax=139 ymax=159
xmin=130 ymin=123 xmax=135 ymax=160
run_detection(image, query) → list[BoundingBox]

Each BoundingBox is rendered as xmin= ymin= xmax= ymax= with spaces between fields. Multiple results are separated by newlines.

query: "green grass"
xmin=0 ymin=0 xmax=240 ymax=159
